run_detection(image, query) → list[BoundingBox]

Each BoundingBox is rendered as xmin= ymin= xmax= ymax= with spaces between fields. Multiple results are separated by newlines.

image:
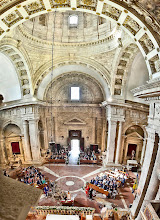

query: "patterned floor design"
xmin=37 ymin=164 xmax=136 ymax=213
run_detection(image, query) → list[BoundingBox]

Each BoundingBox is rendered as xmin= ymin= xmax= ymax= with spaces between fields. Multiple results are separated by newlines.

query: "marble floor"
xmin=38 ymin=164 xmax=135 ymax=213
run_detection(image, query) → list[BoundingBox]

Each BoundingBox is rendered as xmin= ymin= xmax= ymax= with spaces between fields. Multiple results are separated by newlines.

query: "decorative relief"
xmin=114 ymin=88 xmax=121 ymax=95
xmin=23 ymin=89 xmax=30 ymax=95
xmin=149 ymin=55 xmax=159 ymax=74
xmin=138 ymin=0 xmax=160 ymax=23
xmin=113 ymin=43 xmax=138 ymax=96
xmin=115 ymin=78 xmax=122 ymax=85
xmin=2 ymin=10 xmax=23 ymax=28
xmin=23 ymin=0 xmax=45 ymax=15
xmin=49 ymin=0 xmax=70 ymax=8
xmin=77 ymin=0 xmax=97 ymax=10
xmin=0 ymin=0 xmax=14 ymax=10
xmin=123 ymin=16 xmax=141 ymax=36
xmin=0 ymin=27 xmax=4 ymax=36
xmin=102 ymin=4 xmax=122 ymax=21
xmin=139 ymin=33 xmax=155 ymax=54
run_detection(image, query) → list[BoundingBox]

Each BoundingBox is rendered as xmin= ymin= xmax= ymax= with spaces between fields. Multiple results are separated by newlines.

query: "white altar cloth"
xmin=46 ymin=214 xmax=79 ymax=220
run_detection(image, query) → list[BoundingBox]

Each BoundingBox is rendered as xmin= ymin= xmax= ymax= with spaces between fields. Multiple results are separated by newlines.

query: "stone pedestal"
xmin=106 ymin=120 xmax=117 ymax=163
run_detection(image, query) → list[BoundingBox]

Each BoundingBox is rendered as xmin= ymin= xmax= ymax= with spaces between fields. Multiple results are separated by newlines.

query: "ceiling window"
xmin=69 ymin=15 xmax=78 ymax=27
xmin=71 ymin=87 xmax=80 ymax=100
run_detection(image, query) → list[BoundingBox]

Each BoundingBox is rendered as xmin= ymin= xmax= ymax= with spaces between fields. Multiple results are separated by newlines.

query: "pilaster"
xmin=115 ymin=121 xmax=123 ymax=164
xmin=23 ymin=120 xmax=32 ymax=163
xmin=28 ymin=118 xmax=41 ymax=164
xmin=106 ymin=120 xmax=117 ymax=164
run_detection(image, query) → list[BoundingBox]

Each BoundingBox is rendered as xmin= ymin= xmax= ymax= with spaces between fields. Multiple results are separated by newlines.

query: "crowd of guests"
xmin=18 ymin=166 xmax=48 ymax=186
xmin=89 ymin=169 xmax=128 ymax=199
xmin=80 ymin=150 xmax=97 ymax=161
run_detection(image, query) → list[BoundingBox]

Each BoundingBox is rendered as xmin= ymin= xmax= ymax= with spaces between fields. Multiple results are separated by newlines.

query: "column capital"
xmin=22 ymin=120 xmax=28 ymax=125
xmin=107 ymin=119 xmax=117 ymax=125
xmin=28 ymin=118 xmax=39 ymax=123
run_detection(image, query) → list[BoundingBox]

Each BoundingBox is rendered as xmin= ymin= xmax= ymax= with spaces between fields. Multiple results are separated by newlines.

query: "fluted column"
xmin=131 ymin=127 xmax=155 ymax=218
xmin=115 ymin=121 xmax=123 ymax=164
xmin=137 ymin=138 xmax=160 ymax=219
xmin=106 ymin=120 xmax=117 ymax=163
xmin=29 ymin=119 xmax=41 ymax=163
xmin=23 ymin=120 xmax=32 ymax=162
xmin=140 ymin=138 xmax=146 ymax=165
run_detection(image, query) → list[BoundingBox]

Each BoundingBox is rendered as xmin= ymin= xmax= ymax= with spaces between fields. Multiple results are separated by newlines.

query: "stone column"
xmin=137 ymin=138 xmax=160 ymax=219
xmin=29 ymin=119 xmax=41 ymax=163
xmin=23 ymin=120 xmax=32 ymax=163
xmin=115 ymin=121 xmax=123 ymax=164
xmin=140 ymin=138 xmax=146 ymax=165
xmin=131 ymin=127 xmax=155 ymax=218
xmin=106 ymin=120 xmax=117 ymax=163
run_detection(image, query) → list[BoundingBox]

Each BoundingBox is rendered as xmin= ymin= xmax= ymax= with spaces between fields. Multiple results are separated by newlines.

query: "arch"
xmin=123 ymin=123 xmax=147 ymax=139
xmin=2 ymin=120 xmax=22 ymax=133
xmin=37 ymin=63 xmax=111 ymax=101
xmin=112 ymin=43 xmax=139 ymax=97
xmin=44 ymin=71 xmax=105 ymax=103
xmin=0 ymin=0 xmax=159 ymax=79
xmin=0 ymin=52 xmax=22 ymax=102
xmin=0 ymin=39 xmax=33 ymax=97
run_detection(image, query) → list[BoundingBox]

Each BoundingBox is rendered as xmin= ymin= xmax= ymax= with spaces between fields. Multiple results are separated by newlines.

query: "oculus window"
xmin=71 ymin=87 xmax=80 ymax=100
xmin=69 ymin=15 xmax=78 ymax=27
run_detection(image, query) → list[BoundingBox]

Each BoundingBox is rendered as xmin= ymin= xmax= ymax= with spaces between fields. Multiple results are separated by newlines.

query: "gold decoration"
xmin=54 ymin=0 xmax=66 ymax=4
xmin=82 ymin=0 xmax=93 ymax=6
xmin=6 ymin=13 xmax=16 ymax=22
xmin=28 ymin=2 xmax=40 ymax=11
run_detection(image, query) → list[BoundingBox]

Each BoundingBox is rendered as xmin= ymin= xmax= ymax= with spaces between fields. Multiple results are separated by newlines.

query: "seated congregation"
xmin=87 ymin=169 xmax=129 ymax=200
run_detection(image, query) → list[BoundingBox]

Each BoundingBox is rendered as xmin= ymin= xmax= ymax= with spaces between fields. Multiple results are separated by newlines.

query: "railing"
xmin=32 ymin=206 xmax=95 ymax=216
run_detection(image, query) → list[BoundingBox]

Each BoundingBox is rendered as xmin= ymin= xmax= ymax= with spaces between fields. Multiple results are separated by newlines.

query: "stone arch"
xmin=0 ymin=0 xmax=159 ymax=79
xmin=2 ymin=123 xmax=24 ymax=164
xmin=123 ymin=122 xmax=147 ymax=139
xmin=35 ymin=58 xmax=111 ymax=100
xmin=112 ymin=43 xmax=139 ymax=97
xmin=44 ymin=71 xmax=105 ymax=103
xmin=2 ymin=120 xmax=22 ymax=134
xmin=0 ymin=40 xmax=33 ymax=97
xmin=122 ymin=123 xmax=147 ymax=164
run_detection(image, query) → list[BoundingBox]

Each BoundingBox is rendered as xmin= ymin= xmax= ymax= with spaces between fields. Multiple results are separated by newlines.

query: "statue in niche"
xmin=131 ymin=150 xmax=135 ymax=160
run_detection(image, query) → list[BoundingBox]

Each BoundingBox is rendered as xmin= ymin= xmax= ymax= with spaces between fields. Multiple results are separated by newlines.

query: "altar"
xmin=127 ymin=160 xmax=138 ymax=171
xmin=46 ymin=214 xmax=79 ymax=220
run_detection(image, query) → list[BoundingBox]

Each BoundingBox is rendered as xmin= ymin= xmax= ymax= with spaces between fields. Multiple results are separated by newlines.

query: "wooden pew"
xmin=45 ymin=159 xmax=65 ymax=163
xmin=88 ymin=183 xmax=109 ymax=196
xmin=80 ymin=160 xmax=97 ymax=164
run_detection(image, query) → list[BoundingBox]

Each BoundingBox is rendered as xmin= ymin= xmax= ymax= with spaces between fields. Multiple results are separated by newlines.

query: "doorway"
xmin=69 ymin=139 xmax=80 ymax=164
